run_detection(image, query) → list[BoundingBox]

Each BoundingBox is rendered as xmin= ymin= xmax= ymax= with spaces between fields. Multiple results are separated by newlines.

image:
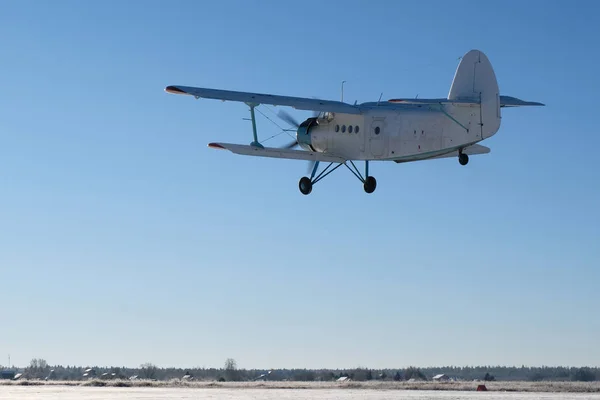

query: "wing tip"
xmin=165 ymin=85 xmax=187 ymax=95
xmin=208 ymin=142 xmax=226 ymax=149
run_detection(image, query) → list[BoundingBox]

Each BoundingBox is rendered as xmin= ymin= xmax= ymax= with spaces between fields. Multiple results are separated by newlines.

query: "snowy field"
xmin=2 ymin=387 xmax=600 ymax=400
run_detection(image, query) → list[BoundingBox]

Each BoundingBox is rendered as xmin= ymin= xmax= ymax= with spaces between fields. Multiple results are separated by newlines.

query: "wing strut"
xmin=246 ymin=103 xmax=264 ymax=148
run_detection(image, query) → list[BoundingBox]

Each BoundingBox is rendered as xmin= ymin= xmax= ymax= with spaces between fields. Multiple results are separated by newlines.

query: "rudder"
xmin=448 ymin=50 xmax=500 ymax=139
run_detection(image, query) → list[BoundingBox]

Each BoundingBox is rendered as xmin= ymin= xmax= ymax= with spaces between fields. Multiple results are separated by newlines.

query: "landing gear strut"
xmin=458 ymin=152 xmax=469 ymax=166
xmin=298 ymin=160 xmax=376 ymax=195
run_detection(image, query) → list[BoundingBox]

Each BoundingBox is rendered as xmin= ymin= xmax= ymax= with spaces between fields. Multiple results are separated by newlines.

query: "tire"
xmin=364 ymin=176 xmax=377 ymax=193
xmin=299 ymin=177 xmax=312 ymax=195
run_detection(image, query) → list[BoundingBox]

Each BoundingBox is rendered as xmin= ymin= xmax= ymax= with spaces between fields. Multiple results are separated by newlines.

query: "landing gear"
xmin=297 ymin=160 xmax=377 ymax=195
xmin=299 ymin=177 xmax=312 ymax=195
xmin=298 ymin=161 xmax=342 ymax=195
xmin=349 ymin=160 xmax=376 ymax=194
xmin=364 ymin=176 xmax=377 ymax=193
xmin=459 ymin=152 xmax=469 ymax=166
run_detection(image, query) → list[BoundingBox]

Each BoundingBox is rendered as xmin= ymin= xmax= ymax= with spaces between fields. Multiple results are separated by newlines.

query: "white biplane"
xmin=166 ymin=49 xmax=543 ymax=195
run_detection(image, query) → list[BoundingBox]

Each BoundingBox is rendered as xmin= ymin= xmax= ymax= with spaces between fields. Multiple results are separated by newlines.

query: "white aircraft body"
xmin=166 ymin=49 xmax=543 ymax=195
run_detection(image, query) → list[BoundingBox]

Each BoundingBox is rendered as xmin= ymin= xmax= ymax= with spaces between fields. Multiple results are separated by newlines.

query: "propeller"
xmin=277 ymin=110 xmax=300 ymax=149
xmin=277 ymin=109 xmax=318 ymax=176
xmin=277 ymin=110 xmax=300 ymax=129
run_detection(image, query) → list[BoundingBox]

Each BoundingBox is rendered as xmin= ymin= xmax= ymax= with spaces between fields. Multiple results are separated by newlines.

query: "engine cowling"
xmin=296 ymin=117 xmax=319 ymax=151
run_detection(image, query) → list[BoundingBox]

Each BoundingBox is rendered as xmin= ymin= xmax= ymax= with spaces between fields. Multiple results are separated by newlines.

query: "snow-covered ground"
xmin=2 ymin=387 xmax=600 ymax=400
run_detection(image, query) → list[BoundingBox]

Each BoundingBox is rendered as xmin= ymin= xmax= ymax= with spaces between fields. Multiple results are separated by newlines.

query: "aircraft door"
xmin=369 ymin=118 xmax=385 ymax=157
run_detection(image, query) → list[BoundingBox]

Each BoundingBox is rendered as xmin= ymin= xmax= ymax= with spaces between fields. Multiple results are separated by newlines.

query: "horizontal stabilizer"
xmin=461 ymin=144 xmax=490 ymax=155
xmin=432 ymin=144 xmax=491 ymax=158
xmin=500 ymin=95 xmax=545 ymax=107
xmin=208 ymin=142 xmax=346 ymax=163
xmin=428 ymin=144 xmax=490 ymax=161
xmin=394 ymin=144 xmax=490 ymax=163
xmin=388 ymin=98 xmax=479 ymax=106
xmin=166 ymin=86 xmax=361 ymax=114
xmin=389 ymin=96 xmax=545 ymax=108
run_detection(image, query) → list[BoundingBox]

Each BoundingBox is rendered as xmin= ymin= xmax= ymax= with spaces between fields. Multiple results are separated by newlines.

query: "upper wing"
xmin=166 ymin=85 xmax=362 ymax=115
xmin=208 ymin=142 xmax=346 ymax=163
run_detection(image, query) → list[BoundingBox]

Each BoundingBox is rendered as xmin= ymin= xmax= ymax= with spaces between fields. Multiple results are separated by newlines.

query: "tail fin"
xmin=448 ymin=50 xmax=500 ymax=139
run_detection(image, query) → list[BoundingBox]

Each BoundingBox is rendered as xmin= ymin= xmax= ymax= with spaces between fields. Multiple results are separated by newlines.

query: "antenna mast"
xmin=341 ymin=81 xmax=346 ymax=102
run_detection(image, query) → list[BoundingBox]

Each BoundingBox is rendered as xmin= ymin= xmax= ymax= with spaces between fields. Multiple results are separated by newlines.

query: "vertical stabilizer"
xmin=448 ymin=50 xmax=500 ymax=138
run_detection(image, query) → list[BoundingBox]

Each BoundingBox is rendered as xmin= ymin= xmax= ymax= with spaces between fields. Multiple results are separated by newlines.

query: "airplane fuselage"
xmin=307 ymin=102 xmax=497 ymax=162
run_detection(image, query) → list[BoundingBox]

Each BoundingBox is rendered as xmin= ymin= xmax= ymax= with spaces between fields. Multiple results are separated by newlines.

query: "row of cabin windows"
xmin=335 ymin=124 xmax=360 ymax=134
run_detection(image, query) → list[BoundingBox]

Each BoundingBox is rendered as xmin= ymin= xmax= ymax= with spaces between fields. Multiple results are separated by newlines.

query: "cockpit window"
xmin=317 ymin=111 xmax=335 ymax=122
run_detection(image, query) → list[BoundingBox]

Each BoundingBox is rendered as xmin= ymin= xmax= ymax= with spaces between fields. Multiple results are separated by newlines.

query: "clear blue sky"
xmin=1 ymin=0 xmax=599 ymax=370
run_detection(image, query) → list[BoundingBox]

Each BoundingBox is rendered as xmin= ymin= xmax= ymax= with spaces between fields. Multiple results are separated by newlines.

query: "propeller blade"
xmin=277 ymin=110 xmax=300 ymax=128
xmin=306 ymin=160 xmax=317 ymax=175
xmin=282 ymin=140 xmax=298 ymax=149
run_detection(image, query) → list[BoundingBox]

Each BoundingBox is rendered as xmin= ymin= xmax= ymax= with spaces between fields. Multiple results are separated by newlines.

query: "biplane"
xmin=165 ymin=49 xmax=544 ymax=195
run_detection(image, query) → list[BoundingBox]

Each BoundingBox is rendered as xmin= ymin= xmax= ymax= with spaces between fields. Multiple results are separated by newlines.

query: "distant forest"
xmin=2 ymin=358 xmax=598 ymax=382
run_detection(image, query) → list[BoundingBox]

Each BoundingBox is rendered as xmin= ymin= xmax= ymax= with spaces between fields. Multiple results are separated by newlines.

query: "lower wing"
xmin=208 ymin=143 xmax=346 ymax=163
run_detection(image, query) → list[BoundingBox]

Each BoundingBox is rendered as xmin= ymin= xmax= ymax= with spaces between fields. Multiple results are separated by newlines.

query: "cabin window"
xmin=348 ymin=125 xmax=353 ymax=133
xmin=342 ymin=125 xmax=346 ymax=133
xmin=374 ymin=126 xmax=380 ymax=135
xmin=335 ymin=125 xmax=339 ymax=132
xmin=355 ymin=126 xmax=359 ymax=133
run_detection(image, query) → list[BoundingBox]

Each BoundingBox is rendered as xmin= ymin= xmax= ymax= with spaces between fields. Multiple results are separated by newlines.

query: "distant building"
xmin=45 ymin=370 xmax=55 ymax=380
xmin=1 ymin=370 xmax=16 ymax=380
xmin=433 ymin=374 xmax=450 ymax=382
xmin=83 ymin=368 xmax=96 ymax=379
xmin=253 ymin=371 xmax=271 ymax=381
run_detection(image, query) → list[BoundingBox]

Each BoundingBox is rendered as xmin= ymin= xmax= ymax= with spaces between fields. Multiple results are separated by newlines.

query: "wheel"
xmin=299 ymin=177 xmax=312 ymax=195
xmin=364 ymin=176 xmax=377 ymax=193
xmin=459 ymin=153 xmax=469 ymax=166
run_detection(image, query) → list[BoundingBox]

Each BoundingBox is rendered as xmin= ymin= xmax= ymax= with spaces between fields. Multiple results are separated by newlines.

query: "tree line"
xmin=2 ymin=359 xmax=598 ymax=382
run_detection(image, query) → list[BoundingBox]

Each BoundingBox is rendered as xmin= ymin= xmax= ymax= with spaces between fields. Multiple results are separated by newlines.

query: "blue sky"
xmin=1 ymin=0 xmax=599 ymax=369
